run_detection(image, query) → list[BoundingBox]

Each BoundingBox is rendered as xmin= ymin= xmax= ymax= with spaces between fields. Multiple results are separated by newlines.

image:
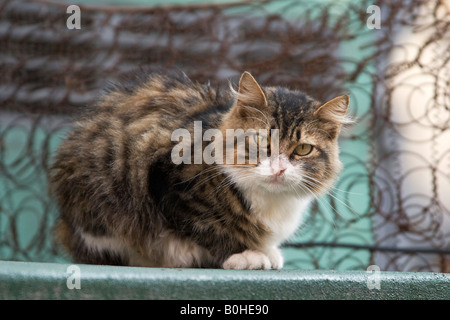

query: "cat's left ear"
xmin=314 ymin=94 xmax=351 ymax=125
xmin=234 ymin=72 xmax=268 ymax=116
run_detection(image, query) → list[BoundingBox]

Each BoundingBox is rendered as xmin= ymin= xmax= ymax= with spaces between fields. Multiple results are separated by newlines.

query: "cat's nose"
xmin=271 ymin=158 xmax=287 ymax=177
xmin=274 ymin=168 xmax=286 ymax=177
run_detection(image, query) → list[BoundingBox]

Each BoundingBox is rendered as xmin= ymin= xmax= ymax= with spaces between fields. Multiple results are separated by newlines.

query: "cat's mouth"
xmin=267 ymin=175 xmax=284 ymax=184
xmin=265 ymin=173 xmax=289 ymax=187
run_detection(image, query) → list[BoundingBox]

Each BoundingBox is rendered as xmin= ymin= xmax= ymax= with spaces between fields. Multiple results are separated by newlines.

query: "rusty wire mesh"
xmin=0 ymin=0 xmax=449 ymax=272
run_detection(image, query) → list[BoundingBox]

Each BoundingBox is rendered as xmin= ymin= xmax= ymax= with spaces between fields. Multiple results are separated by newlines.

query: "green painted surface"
xmin=0 ymin=261 xmax=448 ymax=300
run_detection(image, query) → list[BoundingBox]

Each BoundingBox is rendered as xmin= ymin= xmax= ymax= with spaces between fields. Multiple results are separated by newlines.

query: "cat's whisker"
xmin=296 ymin=177 xmax=343 ymax=223
xmin=215 ymin=176 xmax=239 ymax=195
xmin=174 ymin=166 xmax=218 ymax=186
xmin=183 ymin=165 xmax=256 ymax=195
xmin=215 ymin=172 xmax=256 ymax=196
xmin=328 ymin=186 xmax=363 ymax=196
xmin=302 ymin=174 xmax=359 ymax=218
xmin=325 ymin=188 xmax=362 ymax=217
xmin=188 ymin=170 xmax=226 ymax=192
xmin=179 ymin=163 xmax=256 ymax=191
xmin=317 ymin=168 xmax=364 ymax=197
xmin=291 ymin=181 xmax=338 ymax=229
xmin=214 ymin=176 xmax=232 ymax=194
xmin=176 ymin=167 xmax=224 ymax=192
xmin=221 ymin=164 xmax=254 ymax=167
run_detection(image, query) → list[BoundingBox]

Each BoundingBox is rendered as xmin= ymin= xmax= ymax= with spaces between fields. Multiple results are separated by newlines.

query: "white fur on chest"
xmin=245 ymin=190 xmax=311 ymax=247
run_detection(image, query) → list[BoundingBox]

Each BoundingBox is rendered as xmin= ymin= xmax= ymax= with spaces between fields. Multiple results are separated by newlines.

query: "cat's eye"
xmin=254 ymin=134 xmax=270 ymax=148
xmin=293 ymin=144 xmax=313 ymax=157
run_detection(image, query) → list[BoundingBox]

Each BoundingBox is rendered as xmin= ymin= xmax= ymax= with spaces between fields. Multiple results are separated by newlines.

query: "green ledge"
xmin=0 ymin=260 xmax=448 ymax=300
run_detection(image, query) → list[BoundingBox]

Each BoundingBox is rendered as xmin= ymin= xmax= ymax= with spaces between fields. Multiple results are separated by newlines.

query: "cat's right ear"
xmin=313 ymin=94 xmax=353 ymax=138
xmin=233 ymin=72 xmax=268 ymax=117
xmin=314 ymin=94 xmax=352 ymax=125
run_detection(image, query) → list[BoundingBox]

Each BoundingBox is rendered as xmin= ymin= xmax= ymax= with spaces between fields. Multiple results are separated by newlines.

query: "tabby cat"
xmin=50 ymin=71 xmax=351 ymax=269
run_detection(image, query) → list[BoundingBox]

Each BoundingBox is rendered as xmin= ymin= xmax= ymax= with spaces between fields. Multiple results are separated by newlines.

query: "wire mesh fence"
xmin=0 ymin=0 xmax=449 ymax=272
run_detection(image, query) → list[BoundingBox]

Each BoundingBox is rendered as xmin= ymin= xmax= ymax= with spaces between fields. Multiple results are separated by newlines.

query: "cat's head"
xmin=220 ymin=71 xmax=352 ymax=197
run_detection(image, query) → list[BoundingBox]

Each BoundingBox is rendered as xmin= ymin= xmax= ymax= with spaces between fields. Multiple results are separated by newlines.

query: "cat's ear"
xmin=234 ymin=72 xmax=268 ymax=115
xmin=314 ymin=94 xmax=351 ymax=125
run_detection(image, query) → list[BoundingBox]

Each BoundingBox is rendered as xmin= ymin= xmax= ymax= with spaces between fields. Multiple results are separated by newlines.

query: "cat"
xmin=50 ymin=70 xmax=351 ymax=269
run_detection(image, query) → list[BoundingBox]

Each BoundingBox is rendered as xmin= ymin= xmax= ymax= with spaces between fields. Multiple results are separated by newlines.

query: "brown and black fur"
xmin=50 ymin=70 xmax=350 ymax=268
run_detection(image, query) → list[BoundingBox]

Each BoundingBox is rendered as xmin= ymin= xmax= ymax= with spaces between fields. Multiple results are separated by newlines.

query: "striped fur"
xmin=50 ymin=71 xmax=349 ymax=269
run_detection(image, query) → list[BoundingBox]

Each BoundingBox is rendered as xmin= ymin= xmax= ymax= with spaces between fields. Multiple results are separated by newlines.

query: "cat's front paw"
xmin=222 ymin=250 xmax=271 ymax=270
xmin=266 ymin=247 xmax=284 ymax=270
